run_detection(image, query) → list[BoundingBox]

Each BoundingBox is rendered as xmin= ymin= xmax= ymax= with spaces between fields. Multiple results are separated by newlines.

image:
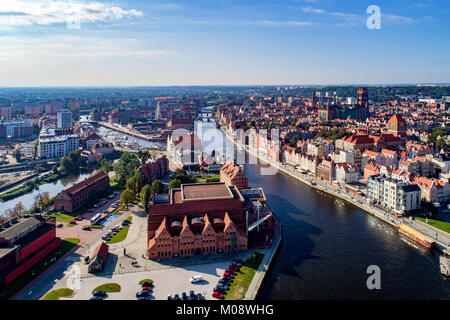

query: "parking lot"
xmin=63 ymin=260 xmax=234 ymax=300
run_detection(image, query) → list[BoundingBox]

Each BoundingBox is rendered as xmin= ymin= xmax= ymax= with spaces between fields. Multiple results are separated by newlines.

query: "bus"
xmin=90 ymin=213 xmax=102 ymax=226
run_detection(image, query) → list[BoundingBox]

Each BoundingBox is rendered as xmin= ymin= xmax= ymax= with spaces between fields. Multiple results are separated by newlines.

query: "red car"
xmin=223 ymin=272 xmax=233 ymax=278
xmin=75 ymin=215 xmax=83 ymax=221
xmin=142 ymin=287 xmax=152 ymax=292
xmin=212 ymin=292 xmax=224 ymax=299
xmin=69 ymin=220 xmax=77 ymax=224
xmin=111 ymin=228 xmax=119 ymax=232
xmin=227 ymin=266 xmax=238 ymax=271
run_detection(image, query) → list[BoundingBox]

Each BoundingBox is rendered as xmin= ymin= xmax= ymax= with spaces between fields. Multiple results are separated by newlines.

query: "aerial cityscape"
xmin=0 ymin=0 xmax=449 ymax=310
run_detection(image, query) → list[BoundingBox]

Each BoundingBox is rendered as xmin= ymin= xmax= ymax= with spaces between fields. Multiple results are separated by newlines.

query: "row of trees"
xmin=0 ymin=191 xmax=52 ymax=224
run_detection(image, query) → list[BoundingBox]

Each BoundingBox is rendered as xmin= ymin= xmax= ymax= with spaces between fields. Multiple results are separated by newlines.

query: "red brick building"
xmin=54 ymin=172 xmax=110 ymax=212
xmin=147 ymin=183 xmax=273 ymax=260
xmin=220 ymin=162 xmax=249 ymax=189
xmin=0 ymin=216 xmax=60 ymax=286
xmin=140 ymin=155 xmax=169 ymax=186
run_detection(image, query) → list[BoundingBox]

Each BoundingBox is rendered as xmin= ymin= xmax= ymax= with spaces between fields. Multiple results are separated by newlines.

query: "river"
xmin=84 ymin=119 xmax=450 ymax=299
xmin=0 ymin=172 xmax=93 ymax=215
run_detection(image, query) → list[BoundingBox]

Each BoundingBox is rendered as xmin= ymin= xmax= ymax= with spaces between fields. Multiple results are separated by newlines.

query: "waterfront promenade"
xmin=220 ymin=125 xmax=450 ymax=254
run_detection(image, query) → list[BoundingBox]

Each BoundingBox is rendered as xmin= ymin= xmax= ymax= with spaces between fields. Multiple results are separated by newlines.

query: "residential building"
xmin=367 ymin=175 xmax=421 ymax=215
xmin=54 ymin=172 xmax=110 ymax=212
xmin=57 ymin=109 xmax=73 ymax=129
xmin=38 ymin=134 xmax=80 ymax=159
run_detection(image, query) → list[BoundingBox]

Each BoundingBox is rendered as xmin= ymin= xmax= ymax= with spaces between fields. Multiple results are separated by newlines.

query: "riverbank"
xmin=244 ymin=225 xmax=282 ymax=300
xmin=219 ymin=124 xmax=450 ymax=254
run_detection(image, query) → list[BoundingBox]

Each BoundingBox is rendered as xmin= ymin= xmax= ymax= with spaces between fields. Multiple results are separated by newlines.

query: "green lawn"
xmin=41 ymin=288 xmax=74 ymax=300
xmin=224 ymin=252 xmax=264 ymax=300
xmin=106 ymin=216 xmax=132 ymax=244
xmin=92 ymin=283 xmax=121 ymax=293
xmin=195 ymin=173 xmax=220 ymax=183
xmin=0 ymin=238 xmax=80 ymax=300
xmin=416 ymin=217 xmax=450 ymax=234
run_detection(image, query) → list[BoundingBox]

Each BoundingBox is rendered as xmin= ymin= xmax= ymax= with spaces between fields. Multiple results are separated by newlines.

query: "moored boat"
xmin=397 ymin=224 xmax=435 ymax=249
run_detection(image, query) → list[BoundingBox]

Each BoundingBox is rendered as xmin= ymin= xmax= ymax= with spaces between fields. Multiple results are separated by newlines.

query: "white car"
xmin=190 ymin=275 xmax=203 ymax=283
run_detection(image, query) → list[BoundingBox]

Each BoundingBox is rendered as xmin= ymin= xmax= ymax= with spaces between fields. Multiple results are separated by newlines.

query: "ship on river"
xmin=397 ymin=224 xmax=435 ymax=249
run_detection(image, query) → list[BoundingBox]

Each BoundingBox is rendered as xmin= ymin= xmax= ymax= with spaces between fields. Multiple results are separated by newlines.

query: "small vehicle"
xmin=189 ymin=290 xmax=196 ymax=299
xmin=212 ymin=292 xmax=224 ymax=299
xmin=223 ymin=272 xmax=233 ymax=278
xmin=56 ymin=223 xmax=63 ymax=228
xmin=167 ymin=294 xmax=172 ymax=300
xmin=69 ymin=220 xmax=77 ymax=225
xmin=111 ymin=228 xmax=119 ymax=232
xmin=141 ymin=281 xmax=152 ymax=287
xmin=114 ymin=225 xmax=122 ymax=229
xmin=182 ymin=292 xmax=188 ymax=300
xmin=136 ymin=290 xmax=150 ymax=298
xmin=216 ymin=283 xmax=229 ymax=290
xmin=190 ymin=275 xmax=203 ymax=283
xmin=142 ymin=287 xmax=152 ymax=292
xmin=173 ymin=294 xmax=180 ymax=300
xmin=101 ymin=235 xmax=110 ymax=241
xmin=90 ymin=295 xmax=104 ymax=300
xmin=232 ymin=258 xmax=243 ymax=264
xmin=196 ymin=293 xmax=204 ymax=300
xmin=121 ymin=221 xmax=129 ymax=226
xmin=93 ymin=291 xmax=107 ymax=297
xmin=75 ymin=215 xmax=83 ymax=221
xmin=213 ymin=287 xmax=226 ymax=294
xmin=82 ymin=225 xmax=91 ymax=231
xmin=84 ymin=256 xmax=90 ymax=264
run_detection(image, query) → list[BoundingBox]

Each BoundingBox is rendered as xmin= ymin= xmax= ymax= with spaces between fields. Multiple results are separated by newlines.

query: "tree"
xmin=140 ymin=185 xmax=151 ymax=213
xmin=120 ymin=189 xmax=135 ymax=208
xmin=12 ymin=149 xmax=21 ymax=162
xmin=168 ymin=179 xmax=181 ymax=189
xmin=151 ymin=180 xmax=164 ymax=194
xmin=101 ymin=158 xmax=113 ymax=174
xmin=13 ymin=202 xmax=25 ymax=218
xmin=137 ymin=150 xmax=150 ymax=165
xmin=290 ymin=135 xmax=300 ymax=147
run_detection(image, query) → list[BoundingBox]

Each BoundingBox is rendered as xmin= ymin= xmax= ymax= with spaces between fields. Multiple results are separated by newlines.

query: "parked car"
xmin=212 ymin=292 xmax=224 ymax=299
xmin=101 ymin=235 xmax=110 ymax=241
xmin=232 ymin=258 xmax=243 ymax=264
xmin=93 ymin=291 xmax=107 ymax=297
xmin=196 ymin=293 xmax=204 ymax=300
xmin=223 ymin=272 xmax=233 ymax=278
xmin=216 ymin=283 xmax=229 ymax=290
xmin=56 ymin=223 xmax=63 ymax=228
xmin=69 ymin=220 xmax=77 ymax=225
xmin=136 ymin=290 xmax=150 ymax=298
xmin=167 ymin=294 xmax=172 ymax=300
xmin=90 ymin=295 xmax=104 ymax=300
xmin=182 ymin=292 xmax=188 ymax=300
xmin=190 ymin=275 xmax=203 ymax=283
xmin=82 ymin=226 xmax=91 ymax=231
xmin=142 ymin=287 xmax=152 ymax=292
xmin=75 ymin=215 xmax=83 ymax=221
xmin=141 ymin=281 xmax=152 ymax=287
xmin=121 ymin=221 xmax=129 ymax=226
xmin=173 ymin=294 xmax=180 ymax=300
xmin=189 ymin=290 xmax=196 ymax=299
xmin=213 ymin=287 xmax=226 ymax=294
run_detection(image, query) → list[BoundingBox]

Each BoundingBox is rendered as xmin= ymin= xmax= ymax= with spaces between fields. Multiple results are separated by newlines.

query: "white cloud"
xmin=0 ymin=0 xmax=143 ymax=26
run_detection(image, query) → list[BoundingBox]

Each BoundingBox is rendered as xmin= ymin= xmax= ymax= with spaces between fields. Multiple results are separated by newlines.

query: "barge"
xmin=397 ymin=224 xmax=435 ymax=249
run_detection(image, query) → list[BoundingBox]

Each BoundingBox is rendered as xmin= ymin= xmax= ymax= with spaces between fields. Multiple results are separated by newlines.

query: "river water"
xmin=0 ymin=172 xmax=93 ymax=216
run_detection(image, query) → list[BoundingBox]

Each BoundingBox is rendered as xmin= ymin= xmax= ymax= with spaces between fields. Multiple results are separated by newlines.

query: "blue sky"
xmin=0 ymin=0 xmax=449 ymax=86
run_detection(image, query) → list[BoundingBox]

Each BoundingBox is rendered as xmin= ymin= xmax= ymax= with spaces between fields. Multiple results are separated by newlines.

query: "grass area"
xmin=41 ymin=288 xmax=74 ymax=300
xmin=92 ymin=283 xmax=121 ymax=293
xmin=0 ymin=238 xmax=80 ymax=300
xmin=52 ymin=212 xmax=79 ymax=223
xmin=224 ymin=252 xmax=264 ymax=300
xmin=106 ymin=216 xmax=132 ymax=244
xmin=416 ymin=217 xmax=450 ymax=234
xmin=195 ymin=173 xmax=220 ymax=184
xmin=138 ymin=279 xmax=154 ymax=286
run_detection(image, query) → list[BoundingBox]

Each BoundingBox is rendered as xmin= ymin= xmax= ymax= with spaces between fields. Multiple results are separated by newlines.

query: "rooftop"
xmin=181 ymin=182 xmax=234 ymax=201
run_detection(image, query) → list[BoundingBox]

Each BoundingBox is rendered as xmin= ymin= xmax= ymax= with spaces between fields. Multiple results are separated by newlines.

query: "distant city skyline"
xmin=0 ymin=0 xmax=449 ymax=86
